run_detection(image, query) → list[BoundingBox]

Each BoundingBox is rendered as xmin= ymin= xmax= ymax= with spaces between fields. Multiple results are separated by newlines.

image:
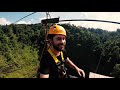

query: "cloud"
xmin=73 ymin=12 xmax=120 ymax=31
xmin=39 ymin=17 xmax=47 ymax=21
xmin=49 ymin=12 xmax=120 ymax=31
xmin=16 ymin=20 xmax=32 ymax=24
xmin=71 ymin=21 xmax=120 ymax=31
xmin=31 ymin=19 xmax=34 ymax=21
xmin=0 ymin=18 xmax=11 ymax=25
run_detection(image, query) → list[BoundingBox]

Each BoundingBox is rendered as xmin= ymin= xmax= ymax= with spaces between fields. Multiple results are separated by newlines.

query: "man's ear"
xmin=48 ymin=39 xmax=52 ymax=45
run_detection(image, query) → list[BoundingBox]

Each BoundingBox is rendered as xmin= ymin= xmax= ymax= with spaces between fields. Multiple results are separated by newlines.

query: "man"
xmin=39 ymin=24 xmax=85 ymax=78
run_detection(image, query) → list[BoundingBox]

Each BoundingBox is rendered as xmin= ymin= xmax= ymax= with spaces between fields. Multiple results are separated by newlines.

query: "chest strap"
xmin=48 ymin=48 xmax=64 ymax=65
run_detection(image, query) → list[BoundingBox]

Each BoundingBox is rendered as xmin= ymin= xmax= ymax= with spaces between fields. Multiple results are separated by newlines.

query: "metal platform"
xmin=89 ymin=72 xmax=114 ymax=78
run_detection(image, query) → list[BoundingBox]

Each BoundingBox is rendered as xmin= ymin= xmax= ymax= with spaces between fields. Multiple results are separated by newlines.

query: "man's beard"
xmin=52 ymin=43 xmax=66 ymax=51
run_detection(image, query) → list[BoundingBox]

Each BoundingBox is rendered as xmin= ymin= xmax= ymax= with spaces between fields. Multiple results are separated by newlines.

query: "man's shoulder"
xmin=42 ymin=50 xmax=50 ymax=55
xmin=40 ymin=51 xmax=55 ymax=66
xmin=40 ymin=50 xmax=52 ymax=60
xmin=42 ymin=49 xmax=53 ymax=56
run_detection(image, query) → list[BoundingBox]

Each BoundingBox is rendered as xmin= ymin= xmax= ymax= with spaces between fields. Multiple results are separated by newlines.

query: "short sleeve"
xmin=39 ymin=53 xmax=50 ymax=74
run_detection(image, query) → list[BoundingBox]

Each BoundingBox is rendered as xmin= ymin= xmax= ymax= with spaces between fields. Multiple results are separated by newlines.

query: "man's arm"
xmin=40 ymin=73 xmax=49 ymax=78
xmin=65 ymin=57 xmax=85 ymax=78
xmin=39 ymin=52 xmax=50 ymax=78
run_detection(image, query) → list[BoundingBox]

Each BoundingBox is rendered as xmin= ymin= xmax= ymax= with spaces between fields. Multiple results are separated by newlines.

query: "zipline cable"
xmin=59 ymin=19 xmax=120 ymax=25
xmin=13 ymin=12 xmax=37 ymax=24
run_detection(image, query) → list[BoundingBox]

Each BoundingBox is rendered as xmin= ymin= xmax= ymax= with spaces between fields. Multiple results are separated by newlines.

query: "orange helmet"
xmin=48 ymin=24 xmax=66 ymax=36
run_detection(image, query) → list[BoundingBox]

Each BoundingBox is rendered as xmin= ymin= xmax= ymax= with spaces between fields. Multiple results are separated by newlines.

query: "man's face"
xmin=51 ymin=34 xmax=66 ymax=51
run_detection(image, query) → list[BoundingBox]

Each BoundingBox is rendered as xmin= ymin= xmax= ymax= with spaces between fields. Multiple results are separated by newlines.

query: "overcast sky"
xmin=0 ymin=12 xmax=120 ymax=31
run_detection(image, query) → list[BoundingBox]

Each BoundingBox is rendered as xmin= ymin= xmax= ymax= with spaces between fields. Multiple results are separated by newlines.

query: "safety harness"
xmin=48 ymin=48 xmax=69 ymax=78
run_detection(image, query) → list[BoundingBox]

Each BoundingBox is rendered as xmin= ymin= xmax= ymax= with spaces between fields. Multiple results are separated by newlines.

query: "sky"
xmin=0 ymin=12 xmax=120 ymax=32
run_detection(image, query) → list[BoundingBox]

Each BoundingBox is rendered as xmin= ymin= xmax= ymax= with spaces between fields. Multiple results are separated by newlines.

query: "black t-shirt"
xmin=39 ymin=50 xmax=68 ymax=78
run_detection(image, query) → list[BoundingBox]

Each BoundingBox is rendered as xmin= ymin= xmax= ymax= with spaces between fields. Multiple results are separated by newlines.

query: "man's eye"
xmin=57 ymin=38 xmax=62 ymax=40
xmin=56 ymin=37 xmax=66 ymax=41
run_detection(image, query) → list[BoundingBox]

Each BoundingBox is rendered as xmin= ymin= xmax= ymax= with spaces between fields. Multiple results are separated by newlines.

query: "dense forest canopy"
xmin=0 ymin=23 xmax=120 ymax=78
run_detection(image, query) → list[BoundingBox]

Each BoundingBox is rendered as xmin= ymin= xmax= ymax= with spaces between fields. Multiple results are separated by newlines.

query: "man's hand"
xmin=65 ymin=57 xmax=85 ymax=78
xmin=75 ymin=67 xmax=85 ymax=78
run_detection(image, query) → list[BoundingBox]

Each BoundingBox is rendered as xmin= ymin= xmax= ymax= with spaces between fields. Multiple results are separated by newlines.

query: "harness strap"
xmin=48 ymin=48 xmax=69 ymax=78
xmin=48 ymin=48 xmax=64 ymax=65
